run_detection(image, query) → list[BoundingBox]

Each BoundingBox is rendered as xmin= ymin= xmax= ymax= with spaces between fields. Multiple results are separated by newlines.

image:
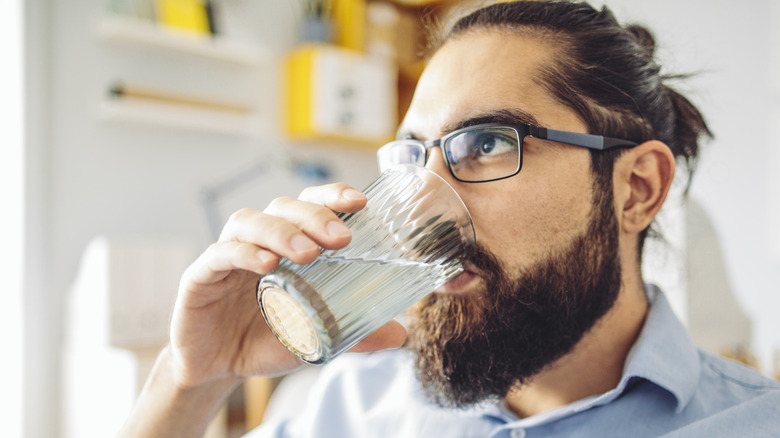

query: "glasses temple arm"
xmin=530 ymin=126 xmax=639 ymax=151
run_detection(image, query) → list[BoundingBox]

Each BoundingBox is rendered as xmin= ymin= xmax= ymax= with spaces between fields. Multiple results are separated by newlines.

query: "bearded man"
xmin=120 ymin=1 xmax=780 ymax=437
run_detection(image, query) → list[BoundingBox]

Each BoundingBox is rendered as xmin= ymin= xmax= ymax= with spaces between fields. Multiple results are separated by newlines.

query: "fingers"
xmin=349 ymin=320 xmax=408 ymax=353
xmin=182 ymin=240 xmax=280 ymax=287
xmin=298 ymin=183 xmax=367 ymax=213
xmin=217 ymin=184 xmax=367 ymax=266
xmin=218 ymin=206 xmax=319 ymax=265
xmin=183 ymin=182 xmax=368 ymax=299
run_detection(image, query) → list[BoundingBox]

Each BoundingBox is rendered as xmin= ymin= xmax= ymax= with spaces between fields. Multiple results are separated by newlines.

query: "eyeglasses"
xmin=377 ymin=123 xmax=639 ymax=183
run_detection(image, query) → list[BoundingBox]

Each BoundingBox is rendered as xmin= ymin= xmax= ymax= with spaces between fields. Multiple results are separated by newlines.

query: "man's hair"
xmin=434 ymin=0 xmax=712 ymax=252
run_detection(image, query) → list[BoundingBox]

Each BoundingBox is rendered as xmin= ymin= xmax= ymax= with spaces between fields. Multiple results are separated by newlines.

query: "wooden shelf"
xmin=97 ymin=15 xmax=269 ymax=66
xmin=385 ymin=0 xmax=456 ymax=7
xmin=99 ymin=98 xmax=266 ymax=138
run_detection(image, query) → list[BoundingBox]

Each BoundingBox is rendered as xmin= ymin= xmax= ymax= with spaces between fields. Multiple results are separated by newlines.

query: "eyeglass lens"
xmin=444 ymin=126 xmax=520 ymax=181
xmin=378 ymin=143 xmax=426 ymax=170
xmin=378 ymin=126 xmax=522 ymax=182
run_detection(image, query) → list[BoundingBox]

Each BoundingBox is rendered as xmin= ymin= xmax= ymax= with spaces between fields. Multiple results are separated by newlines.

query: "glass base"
xmin=258 ymin=281 xmax=324 ymax=364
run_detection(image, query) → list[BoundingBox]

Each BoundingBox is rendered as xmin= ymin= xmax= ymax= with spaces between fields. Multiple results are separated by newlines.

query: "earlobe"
xmin=617 ymin=140 xmax=676 ymax=234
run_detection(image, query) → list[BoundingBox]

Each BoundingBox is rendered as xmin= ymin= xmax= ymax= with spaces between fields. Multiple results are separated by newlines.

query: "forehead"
xmin=401 ymin=29 xmax=584 ymax=139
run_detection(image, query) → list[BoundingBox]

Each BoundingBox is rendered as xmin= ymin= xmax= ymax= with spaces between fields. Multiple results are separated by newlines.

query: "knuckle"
xmin=227 ymin=207 xmax=254 ymax=223
xmin=220 ymin=209 xmax=256 ymax=241
xmin=200 ymin=241 xmax=228 ymax=264
xmin=265 ymin=196 xmax=296 ymax=214
xmin=267 ymin=218 xmax=301 ymax=242
xmin=330 ymin=182 xmax=352 ymax=191
xmin=299 ymin=183 xmax=344 ymax=204
xmin=205 ymin=241 xmax=224 ymax=254
xmin=298 ymin=186 xmax=316 ymax=199
xmin=311 ymin=206 xmax=339 ymax=223
xmin=260 ymin=216 xmax=287 ymax=236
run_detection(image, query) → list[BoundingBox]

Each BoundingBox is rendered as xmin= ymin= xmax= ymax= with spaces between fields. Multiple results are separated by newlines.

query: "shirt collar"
xmin=617 ymin=284 xmax=700 ymax=412
xmin=481 ymin=285 xmax=701 ymax=426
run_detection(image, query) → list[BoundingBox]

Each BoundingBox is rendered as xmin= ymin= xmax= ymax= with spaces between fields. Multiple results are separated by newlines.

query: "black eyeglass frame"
xmin=378 ymin=122 xmax=640 ymax=183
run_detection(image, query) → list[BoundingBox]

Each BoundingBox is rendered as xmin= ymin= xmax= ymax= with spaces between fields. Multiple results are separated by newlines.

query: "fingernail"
xmin=290 ymin=235 xmax=318 ymax=253
xmin=256 ymin=250 xmax=275 ymax=264
xmin=342 ymin=188 xmax=366 ymax=201
xmin=326 ymin=220 xmax=351 ymax=238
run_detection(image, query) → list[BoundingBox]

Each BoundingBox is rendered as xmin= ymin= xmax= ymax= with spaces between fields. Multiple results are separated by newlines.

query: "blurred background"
xmin=1 ymin=0 xmax=778 ymax=436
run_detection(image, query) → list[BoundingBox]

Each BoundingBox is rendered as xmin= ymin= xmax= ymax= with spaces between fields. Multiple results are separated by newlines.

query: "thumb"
xmin=349 ymin=320 xmax=407 ymax=353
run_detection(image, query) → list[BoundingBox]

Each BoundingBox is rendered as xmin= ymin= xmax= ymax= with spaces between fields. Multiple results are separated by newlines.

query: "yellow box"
xmin=155 ymin=0 xmax=211 ymax=35
xmin=332 ymin=0 xmax=367 ymax=51
xmin=284 ymin=44 xmax=397 ymax=146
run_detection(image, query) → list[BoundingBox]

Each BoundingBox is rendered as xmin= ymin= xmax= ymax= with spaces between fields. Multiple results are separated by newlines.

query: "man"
xmin=120 ymin=1 xmax=780 ymax=437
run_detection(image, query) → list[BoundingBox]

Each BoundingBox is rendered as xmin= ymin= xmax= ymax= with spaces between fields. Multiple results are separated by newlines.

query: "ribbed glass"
xmin=258 ymin=165 xmax=475 ymax=364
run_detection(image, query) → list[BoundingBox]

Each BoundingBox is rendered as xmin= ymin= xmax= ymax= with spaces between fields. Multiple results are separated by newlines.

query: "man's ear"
xmin=613 ymin=140 xmax=676 ymax=234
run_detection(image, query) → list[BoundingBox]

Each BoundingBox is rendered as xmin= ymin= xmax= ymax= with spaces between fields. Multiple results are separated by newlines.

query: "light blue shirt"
xmin=248 ymin=286 xmax=780 ymax=437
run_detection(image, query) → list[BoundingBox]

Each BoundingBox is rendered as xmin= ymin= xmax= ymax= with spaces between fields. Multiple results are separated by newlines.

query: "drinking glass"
xmin=257 ymin=164 xmax=475 ymax=364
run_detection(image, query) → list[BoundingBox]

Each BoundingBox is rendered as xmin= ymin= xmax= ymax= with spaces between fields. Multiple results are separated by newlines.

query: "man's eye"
xmin=477 ymin=135 xmax=497 ymax=154
xmin=445 ymin=128 xmax=518 ymax=169
xmin=471 ymin=132 xmax=516 ymax=156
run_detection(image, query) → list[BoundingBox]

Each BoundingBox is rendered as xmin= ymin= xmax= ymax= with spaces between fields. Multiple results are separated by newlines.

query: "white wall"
xmin=24 ymin=1 xmax=780 ymax=437
xmin=603 ymin=0 xmax=780 ymax=373
xmin=24 ymin=0 xmax=54 ymax=436
xmin=1 ymin=0 xmax=24 ymax=436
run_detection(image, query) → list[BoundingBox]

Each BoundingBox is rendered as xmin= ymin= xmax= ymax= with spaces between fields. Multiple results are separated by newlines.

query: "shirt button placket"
xmin=510 ymin=428 xmax=526 ymax=438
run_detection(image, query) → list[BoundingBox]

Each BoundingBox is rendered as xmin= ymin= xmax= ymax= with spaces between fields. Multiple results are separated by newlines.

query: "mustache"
xmin=464 ymin=244 xmax=537 ymax=306
xmin=464 ymin=244 xmax=504 ymax=283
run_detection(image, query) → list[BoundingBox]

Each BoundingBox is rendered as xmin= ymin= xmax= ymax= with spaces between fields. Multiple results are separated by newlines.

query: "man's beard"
xmin=406 ymin=186 xmax=622 ymax=408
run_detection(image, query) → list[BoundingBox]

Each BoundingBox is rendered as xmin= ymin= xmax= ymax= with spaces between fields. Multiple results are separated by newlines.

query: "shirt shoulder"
xmin=662 ymin=350 xmax=780 ymax=436
xmin=694 ymin=349 xmax=780 ymax=403
xmin=664 ymin=365 xmax=780 ymax=438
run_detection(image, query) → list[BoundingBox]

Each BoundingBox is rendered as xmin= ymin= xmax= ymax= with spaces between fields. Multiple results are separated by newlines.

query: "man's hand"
xmin=119 ymin=182 xmax=406 ymax=438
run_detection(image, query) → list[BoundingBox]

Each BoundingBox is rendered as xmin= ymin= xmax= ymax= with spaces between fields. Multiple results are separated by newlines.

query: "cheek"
xmin=466 ymin=164 xmax=595 ymax=272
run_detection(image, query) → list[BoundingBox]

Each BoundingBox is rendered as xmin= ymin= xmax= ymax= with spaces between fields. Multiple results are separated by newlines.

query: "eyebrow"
xmin=398 ymin=108 xmax=543 ymax=140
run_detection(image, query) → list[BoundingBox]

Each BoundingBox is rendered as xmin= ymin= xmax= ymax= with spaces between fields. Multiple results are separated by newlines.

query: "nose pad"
xmin=424 ymin=146 xmax=452 ymax=180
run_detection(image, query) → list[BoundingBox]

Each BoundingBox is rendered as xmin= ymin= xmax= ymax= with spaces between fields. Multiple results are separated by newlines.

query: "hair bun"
xmin=626 ymin=24 xmax=656 ymax=58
